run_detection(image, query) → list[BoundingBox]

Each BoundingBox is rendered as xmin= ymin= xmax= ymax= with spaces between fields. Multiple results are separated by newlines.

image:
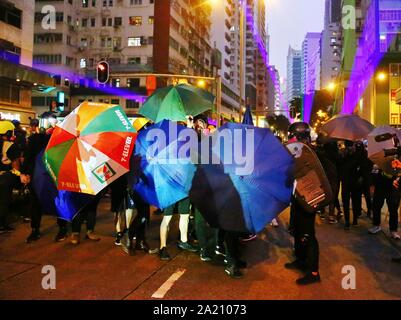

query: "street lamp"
xmin=373 ymin=71 xmax=388 ymax=124
xmin=326 ymin=82 xmax=337 ymax=92
xmin=376 ymin=72 xmax=387 ymax=82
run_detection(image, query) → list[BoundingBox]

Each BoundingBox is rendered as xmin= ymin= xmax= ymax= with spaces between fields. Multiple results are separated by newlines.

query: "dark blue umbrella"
xmin=190 ymin=122 xmax=294 ymax=233
xmin=242 ymin=106 xmax=254 ymax=126
xmin=133 ymin=119 xmax=196 ymax=209
xmin=32 ymin=150 xmax=94 ymax=221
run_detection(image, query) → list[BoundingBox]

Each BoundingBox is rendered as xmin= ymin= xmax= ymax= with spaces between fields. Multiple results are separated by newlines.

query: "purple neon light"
xmin=244 ymin=2 xmax=290 ymax=118
xmin=341 ymin=0 xmax=401 ymax=114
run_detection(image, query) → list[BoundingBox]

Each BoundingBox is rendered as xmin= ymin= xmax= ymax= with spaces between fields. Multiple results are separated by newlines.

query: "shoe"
xmin=368 ymin=226 xmax=382 ymax=234
xmin=215 ymin=245 xmax=226 ymax=257
xmin=270 ymin=219 xmax=279 ymax=227
xmin=135 ymin=240 xmax=151 ymax=253
xmin=0 ymin=225 xmax=15 ymax=233
xmin=26 ymin=230 xmax=40 ymax=243
xmin=296 ymin=273 xmax=321 ymax=285
xmin=344 ymin=222 xmax=350 ymax=231
xmin=328 ymin=218 xmax=338 ymax=224
xmin=240 ymin=234 xmax=257 ymax=242
xmin=392 ymin=256 xmax=401 ymax=263
xmin=225 ymin=265 xmax=243 ymax=279
xmin=177 ymin=241 xmax=198 ymax=252
xmin=122 ymin=238 xmax=135 ymax=256
xmin=200 ymin=248 xmax=212 ymax=262
xmin=237 ymin=259 xmax=247 ymax=269
xmin=159 ymin=247 xmax=171 ymax=261
xmin=85 ymin=231 xmax=101 ymax=241
xmin=22 ymin=217 xmax=31 ymax=223
xmin=390 ymin=231 xmax=401 ymax=240
xmin=115 ymin=232 xmax=123 ymax=246
xmin=284 ymin=260 xmax=307 ymax=271
xmin=55 ymin=229 xmax=67 ymax=242
xmin=352 ymin=221 xmax=359 ymax=227
xmin=70 ymin=233 xmax=80 ymax=245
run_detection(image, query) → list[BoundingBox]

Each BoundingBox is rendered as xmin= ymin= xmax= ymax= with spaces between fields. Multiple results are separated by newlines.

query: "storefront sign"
xmin=0 ymin=107 xmax=36 ymax=126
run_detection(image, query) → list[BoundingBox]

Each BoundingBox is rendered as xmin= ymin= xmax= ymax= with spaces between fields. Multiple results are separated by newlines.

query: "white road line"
xmin=151 ymin=269 xmax=186 ymax=299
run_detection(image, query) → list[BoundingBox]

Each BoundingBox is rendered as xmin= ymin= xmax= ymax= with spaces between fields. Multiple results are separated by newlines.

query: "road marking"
xmin=151 ymin=268 xmax=186 ymax=299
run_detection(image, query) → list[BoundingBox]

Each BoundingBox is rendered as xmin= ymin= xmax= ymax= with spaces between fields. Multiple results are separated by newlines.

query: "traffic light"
xmin=97 ymin=61 xmax=109 ymax=84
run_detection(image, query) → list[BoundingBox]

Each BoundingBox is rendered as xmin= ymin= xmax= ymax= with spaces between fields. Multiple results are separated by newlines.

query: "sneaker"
xmin=85 ymin=231 xmax=101 ymax=241
xmin=70 ymin=233 xmax=80 ymax=245
xmin=344 ymin=222 xmax=350 ymax=231
xmin=224 ymin=265 xmax=243 ymax=279
xmin=22 ymin=217 xmax=31 ymax=223
xmin=296 ymin=273 xmax=321 ymax=285
xmin=159 ymin=247 xmax=171 ymax=261
xmin=352 ymin=221 xmax=359 ymax=227
xmin=115 ymin=232 xmax=123 ymax=246
xmin=328 ymin=217 xmax=338 ymax=224
xmin=390 ymin=231 xmax=401 ymax=240
xmin=55 ymin=229 xmax=67 ymax=242
xmin=270 ymin=219 xmax=279 ymax=227
xmin=135 ymin=240 xmax=151 ymax=253
xmin=177 ymin=241 xmax=198 ymax=252
xmin=26 ymin=230 xmax=40 ymax=243
xmin=200 ymin=248 xmax=212 ymax=262
xmin=215 ymin=245 xmax=226 ymax=257
xmin=122 ymin=238 xmax=135 ymax=256
xmin=1 ymin=225 xmax=15 ymax=232
xmin=240 ymin=234 xmax=257 ymax=242
xmin=284 ymin=260 xmax=307 ymax=271
xmin=368 ymin=226 xmax=382 ymax=234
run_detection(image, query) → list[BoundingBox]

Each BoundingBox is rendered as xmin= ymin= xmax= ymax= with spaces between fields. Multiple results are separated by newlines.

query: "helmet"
xmin=288 ymin=122 xmax=311 ymax=141
xmin=133 ymin=117 xmax=150 ymax=131
xmin=0 ymin=121 xmax=15 ymax=135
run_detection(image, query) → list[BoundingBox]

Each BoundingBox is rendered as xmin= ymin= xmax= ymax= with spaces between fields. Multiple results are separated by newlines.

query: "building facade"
xmin=286 ymin=46 xmax=302 ymax=103
xmin=1 ymin=0 xmax=53 ymax=126
xmin=301 ymin=32 xmax=322 ymax=95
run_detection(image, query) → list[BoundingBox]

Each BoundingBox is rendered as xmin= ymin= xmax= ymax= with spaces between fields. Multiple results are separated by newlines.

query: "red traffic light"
xmin=97 ymin=61 xmax=109 ymax=84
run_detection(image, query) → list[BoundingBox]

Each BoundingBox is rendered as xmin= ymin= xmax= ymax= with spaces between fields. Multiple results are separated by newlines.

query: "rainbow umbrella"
xmin=44 ymin=101 xmax=137 ymax=195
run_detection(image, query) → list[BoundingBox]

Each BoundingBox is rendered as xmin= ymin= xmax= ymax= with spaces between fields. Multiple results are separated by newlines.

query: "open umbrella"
xmin=367 ymin=126 xmax=401 ymax=175
xmin=32 ymin=150 xmax=94 ymax=221
xmin=190 ymin=123 xmax=294 ymax=234
xmin=242 ymin=106 xmax=254 ymax=126
xmin=44 ymin=101 xmax=137 ymax=195
xmin=139 ymin=84 xmax=214 ymax=123
xmin=320 ymin=114 xmax=374 ymax=141
xmin=133 ymin=119 xmax=196 ymax=209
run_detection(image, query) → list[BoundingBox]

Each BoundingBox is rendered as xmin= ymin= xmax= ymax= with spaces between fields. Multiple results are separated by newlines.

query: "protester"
xmin=285 ymin=122 xmax=321 ymax=285
xmin=0 ymin=121 xmax=30 ymax=233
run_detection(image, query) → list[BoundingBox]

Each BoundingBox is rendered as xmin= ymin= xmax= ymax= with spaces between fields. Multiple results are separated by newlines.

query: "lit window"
xmin=128 ymin=37 xmax=141 ymax=46
xmin=129 ymin=16 xmax=142 ymax=26
xmin=80 ymin=58 xmax=86 ymax=68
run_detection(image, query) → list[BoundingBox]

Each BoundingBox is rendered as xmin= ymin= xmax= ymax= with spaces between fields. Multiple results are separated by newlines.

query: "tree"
xmin=266 ymin=114 xmax=291 ymax=134
xmin=289 ymin=97 xmax=302 ymax=119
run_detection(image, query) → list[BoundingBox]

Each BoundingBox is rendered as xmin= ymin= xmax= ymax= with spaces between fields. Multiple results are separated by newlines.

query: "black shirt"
xmin=0 ymin=140 xmax=21 ymax=171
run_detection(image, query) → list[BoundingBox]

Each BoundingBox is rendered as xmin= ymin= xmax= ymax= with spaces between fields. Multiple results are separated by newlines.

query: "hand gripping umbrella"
xmin=190 ymin=123 xmax=295 ymax=234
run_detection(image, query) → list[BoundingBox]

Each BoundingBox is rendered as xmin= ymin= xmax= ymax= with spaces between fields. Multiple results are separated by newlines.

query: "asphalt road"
xmin=1 ymin=199 xmax=400 ymax=300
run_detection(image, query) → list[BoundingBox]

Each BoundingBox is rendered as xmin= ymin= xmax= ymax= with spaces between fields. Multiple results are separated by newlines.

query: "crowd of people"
xmin=0 ymin=115 xmax=400 ymax=287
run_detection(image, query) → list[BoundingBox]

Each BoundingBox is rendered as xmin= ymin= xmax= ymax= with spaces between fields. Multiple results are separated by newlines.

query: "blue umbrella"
xmin=133 ymin=119 xmax=196 ymax=209
xmin=242 ymin=106 xmax=254 ymax=126
xmin=32 ymin=150 xmax=94 ymax=221
xmin=190 ymin=122 xmax=294 ymax=233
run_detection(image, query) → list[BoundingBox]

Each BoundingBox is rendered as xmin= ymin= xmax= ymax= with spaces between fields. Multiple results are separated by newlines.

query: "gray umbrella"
xmin=320 ymin=114 xmax=374 ymax=141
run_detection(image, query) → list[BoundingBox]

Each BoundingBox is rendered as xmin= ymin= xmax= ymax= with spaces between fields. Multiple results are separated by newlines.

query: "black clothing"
xmin=21 ymin=133 xmax=50 ymax=175
xmin=291 ymin=199 xmax=319 ymax=272
xmin=71 ymin=194 xmax=102 ymax=233
xmin=372 ymin=172 xmax=400 ymax=232
xmin=0 ymin=140 xmax=21 ymax=171
xmin=0 ymin=172 xmax=21 ymax=227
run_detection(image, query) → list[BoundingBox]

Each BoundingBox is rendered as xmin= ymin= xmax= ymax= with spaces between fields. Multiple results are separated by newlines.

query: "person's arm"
xmin=7 ymin=143 xmax=30 ymax=184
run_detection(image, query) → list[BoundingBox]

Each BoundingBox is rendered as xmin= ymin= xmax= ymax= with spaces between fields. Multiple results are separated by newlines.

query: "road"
xmin=1 ymin=199 xmax=400 ymax=300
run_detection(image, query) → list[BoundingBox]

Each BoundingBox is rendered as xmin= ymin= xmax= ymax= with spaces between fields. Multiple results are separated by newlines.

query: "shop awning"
xmin=0 ymin=59 xmax=54 ymax=86
xmin=396 ymin=88 xmax=401 ymax=105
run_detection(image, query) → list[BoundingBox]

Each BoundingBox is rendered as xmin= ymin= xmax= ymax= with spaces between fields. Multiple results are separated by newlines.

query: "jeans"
xmin=71 ymin=196 xmax=101 ymax=233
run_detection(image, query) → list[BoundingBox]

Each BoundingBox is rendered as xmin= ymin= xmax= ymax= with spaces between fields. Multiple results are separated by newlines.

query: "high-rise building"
xmin=301 ymin=32 xmax=322 ymax=94
xmin=32 ymin=0 xmax=213 ymax=116
xmin=211 ymin=0 xmax=241 ymax=120
xmin=286 ymin=46 xmax=302 ymax=103
xmin=321 ymin=0 xmax=342 ymax=88
xmin=267 ymin=65 xmax=281 ymax=114
xmin=0 ymin=0 xmax=53 ymax=126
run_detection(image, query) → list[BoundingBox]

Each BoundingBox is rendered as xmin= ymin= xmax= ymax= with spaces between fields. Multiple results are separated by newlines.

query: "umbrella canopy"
xmin=133 ymin=119 xmax=196 ymax=209
xmin=190 ymin=123 xmax=294 ymax=234
xmin=32 ymin=150 xmax=94 ymax=221
xmin=44 ymin=101 xmax=137 ymax=195
xmin=320 ymin=114 xmax=374 ymax=141
xmin=139 ymin=84 xmax=214 ymax=123
xmin=242 ymin=106 xmax=254 ymax=126
xmin=367 ymin=126 xmax=400 ymax=175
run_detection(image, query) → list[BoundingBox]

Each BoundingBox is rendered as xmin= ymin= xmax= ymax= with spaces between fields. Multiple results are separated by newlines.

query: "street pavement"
xmin=0 ymin=199 xmax=400 ymax=300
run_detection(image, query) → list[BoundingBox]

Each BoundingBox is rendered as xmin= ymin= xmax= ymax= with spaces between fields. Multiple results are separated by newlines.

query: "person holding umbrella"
xmin=285 ymin=122 xmax=321 ymax=285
